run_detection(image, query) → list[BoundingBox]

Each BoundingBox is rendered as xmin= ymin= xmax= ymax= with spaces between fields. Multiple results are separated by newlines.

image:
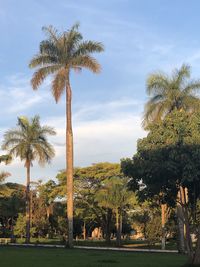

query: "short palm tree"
xmin=2 ymin=116 xmax=55 ymax=243
xmin=143 ymin=64 xmax=200 ymax=127
xmin=29 ymin=23 xmax=104 ymax=247
xmin=95 ymin=177 xmax=132 ymax=246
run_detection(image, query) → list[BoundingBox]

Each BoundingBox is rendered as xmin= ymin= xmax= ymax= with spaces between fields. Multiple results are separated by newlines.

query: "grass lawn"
xmin=0 ymin=247 xmax=187 ymax=267
xmin=15 ymin=238 xmax=178 ymax=250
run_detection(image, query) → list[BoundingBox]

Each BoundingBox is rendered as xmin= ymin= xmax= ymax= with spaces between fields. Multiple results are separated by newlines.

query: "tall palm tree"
xmin=1 ymin=116 xmax=55 ymax=243
xmin=29 ymin=23 xmax=104 ymax=247
xmin=143 ymin=64 xmax=200 ymax=128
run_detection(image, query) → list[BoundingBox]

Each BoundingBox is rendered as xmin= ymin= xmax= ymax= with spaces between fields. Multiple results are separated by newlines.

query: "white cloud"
xmin=0 ymin=94 xmax=146 ymax=184
xmin=43 ymin=98 xmax=146 ymax=171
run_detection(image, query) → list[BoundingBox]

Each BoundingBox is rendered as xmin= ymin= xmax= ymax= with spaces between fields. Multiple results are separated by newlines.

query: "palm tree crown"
xmin=143 ymin=64 xmax=200 ymax=128
xmin=29 ymin=23 xmax=104 ymax=102
xmin=2 ymin=116 xmax=56 ymax=166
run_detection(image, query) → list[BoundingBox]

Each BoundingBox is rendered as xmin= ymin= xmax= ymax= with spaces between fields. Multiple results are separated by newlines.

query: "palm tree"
xmin=143 ymin=64 xmax=200 ymax=251
xmin=95 ymin=177 xmax=132 ymax=246
xmin=1 ymin=116 xmax=55 ymax=243
xmin=143 ymin=64 xmax=200 ymax=127
xmin=29 ymin=23 xmax=104 ymax=247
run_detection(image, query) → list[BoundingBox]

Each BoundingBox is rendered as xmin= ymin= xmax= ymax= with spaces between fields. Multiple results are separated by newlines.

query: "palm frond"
xmin=42 ymin=25 xmax=59 ymax=43
xmin=29 ymin=54 xmax=58 ymax=68
xmin=182 ymin=80 xmax=200 ymax=95
xmin=71 ymin=55 xmax=101 ymax=73
xmin=29 ymin=23 xmax=104 ymax=95
xmin=31 ymin=65 xmax=61 ymax=90
xmin=52 ymin=68 xmax=66 ymax=102
xmin=144 ymin=64 xmax=200 ymax=128
xmin=173 ymin=64 xmax=190 ymax=86
xmin=2 ymin=116 xmax=56 ymax=166
xmin=146 ymin=73 xmax=169 ymax=95
xmin=74 ymin=41 xmax=104 ymax=56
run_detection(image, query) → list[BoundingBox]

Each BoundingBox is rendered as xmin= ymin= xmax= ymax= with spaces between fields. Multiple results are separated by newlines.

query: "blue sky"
xmin=1 ymin=0 xmax=200 ymax=183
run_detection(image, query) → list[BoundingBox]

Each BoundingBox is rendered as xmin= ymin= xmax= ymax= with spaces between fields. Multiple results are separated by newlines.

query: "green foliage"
xmin=29 ymin=23 xmax=104 ymax=102
xmin=145 ymin=215 xmax=162 ymax=245
xmin=122 ymin=110 xmax=200 ymax=208
xmin=14 ymin=214 xmax=36 ymax=238
xmin=95 ymin=176 xmax=133 ymax=211
xmin=14 ymin=213 xmax=26 ymax=237
xmin=143 ymin=64 xmax=200 ymax=127
xmin=2 ymin=116 xmax=56 ymax=166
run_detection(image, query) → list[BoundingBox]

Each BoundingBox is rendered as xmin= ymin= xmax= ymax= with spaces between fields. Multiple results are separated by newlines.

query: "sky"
xmin=1 ymin=0 xmax=200 ymax=184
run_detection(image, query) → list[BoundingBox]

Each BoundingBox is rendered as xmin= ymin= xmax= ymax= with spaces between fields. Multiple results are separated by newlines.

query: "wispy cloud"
xmin=1 ymin=96 xmax=146 ymax=184
xmin=0 ymin=74 xmax=52 ymax=115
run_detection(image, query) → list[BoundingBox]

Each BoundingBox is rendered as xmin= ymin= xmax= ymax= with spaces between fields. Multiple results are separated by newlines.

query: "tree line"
xmin=1 ymin=22 xmax=200 ymax=266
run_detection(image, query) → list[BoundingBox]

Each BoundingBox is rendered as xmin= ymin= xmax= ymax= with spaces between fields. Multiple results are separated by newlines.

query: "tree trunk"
xmin=25 ymin=162 xmax=31 ymax=243
xmin=177 ymin=190 xmax=185 ymax=253
xmin=30 ymin=190 xmax=33 ymax=227
xmin=116 ymin=208 xmax=120 ymax=246
xmin=66 ymin=81 xmax=74 ymax=248
xmin=105 ymin=208 xmax=112 ymax=244
xmin=83 ymin=221 xmax=86 ymax=240
xmin=193 ymin=226 xmax=200 ymax=264
xmin=180 ymin=186 xmax=193 ymax=261
xmin=161 ymin=204 xmax=166 ymax=250
xmin=119 ymin=211 xmax=122 ymax=244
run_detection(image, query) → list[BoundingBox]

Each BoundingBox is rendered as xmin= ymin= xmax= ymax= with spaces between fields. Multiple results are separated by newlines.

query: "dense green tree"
xmin=0 ymin=183 xmax=25 ymax=238
xmin=1 ymin=116 xmax=55 ymax=243
xmin=29 ymin=23 xmax=104 ymax=248
xmin=95 ymin=177 xmax=133 ymax=246
xmin=56 ymin=163 xmax=124 ymax=243
xmin=122 ymin=110 xmax=200 ymax=264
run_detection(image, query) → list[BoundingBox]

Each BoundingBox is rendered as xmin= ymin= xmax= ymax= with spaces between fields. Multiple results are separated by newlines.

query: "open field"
xmin=0 ymin=247 xmax=187 ymax=267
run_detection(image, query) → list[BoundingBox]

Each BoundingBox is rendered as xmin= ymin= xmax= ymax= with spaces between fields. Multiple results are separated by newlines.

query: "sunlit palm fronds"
xmin=143 ymin=64 xmax=200 ymax=128
xmin=29 ymin=23 xmax=104 ymax=100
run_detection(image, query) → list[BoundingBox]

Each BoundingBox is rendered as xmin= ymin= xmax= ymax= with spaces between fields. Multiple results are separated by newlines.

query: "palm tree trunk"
xmin=193 ymin=226 xmax=200 ymax=264
xmin=25 ymin=161 xmax=31 ymax=243
xmin=105 ymin=208 xmax=112 ymax=244
xmin=161 ymin=204 xmax=166 ymax=250
xmin=177 ymin=190 xmax=185 ymax=253
xmin=83 ymin=221 xmax=86 ymax=240
xmin=66 ymin=80 xmax=74 ymax=248
xmin=119 ymin=210 xmax=122 ymax=245
xmin=180 ymin=186 xmax=193 ymax=260
xmin=116 ymin=208 xmax=120 ymax=246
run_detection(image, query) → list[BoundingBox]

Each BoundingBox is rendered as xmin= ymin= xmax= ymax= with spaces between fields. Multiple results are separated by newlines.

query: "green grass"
xmin=15 ymin=237 xmax=178 ymax=250
xmin=74 ymin=239 xmax=178 ymax=250
xmin=0 ymin=247 xmax=187 ymax=267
